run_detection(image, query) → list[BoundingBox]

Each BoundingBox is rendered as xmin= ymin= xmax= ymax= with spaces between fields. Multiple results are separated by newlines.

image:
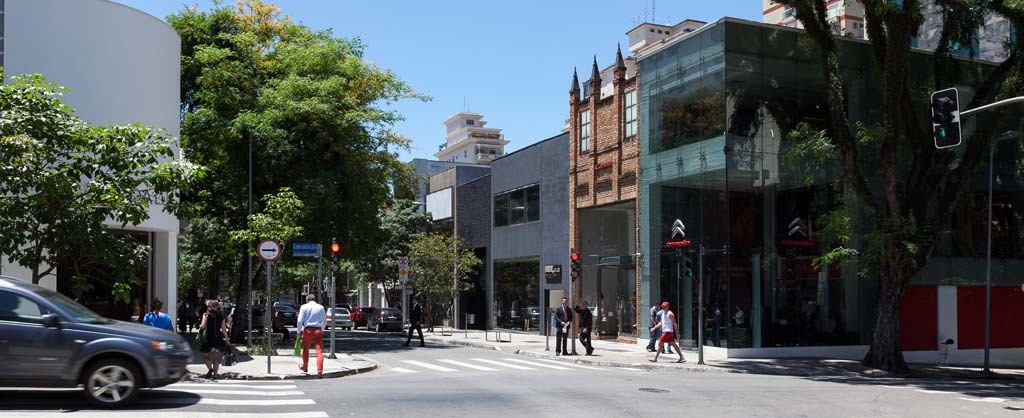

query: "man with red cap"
xmin=649 ymin=301 xmax=685 ymax=363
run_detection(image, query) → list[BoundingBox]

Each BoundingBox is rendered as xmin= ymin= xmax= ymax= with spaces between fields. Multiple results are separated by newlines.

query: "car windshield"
xmin=383 ymin=309 xmax=400 ymax=315
xmin=33 ymin=289 xmax=110 ymax=324
xmin=332 ymin=308 xmax=349 ymax=315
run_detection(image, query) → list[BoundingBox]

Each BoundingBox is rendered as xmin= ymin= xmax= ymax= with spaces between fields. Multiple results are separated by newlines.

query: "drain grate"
xmin=638 ymin=388 xmax=670 ymax=393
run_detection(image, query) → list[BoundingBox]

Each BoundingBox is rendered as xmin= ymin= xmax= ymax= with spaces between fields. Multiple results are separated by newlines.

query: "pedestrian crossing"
xmin=0 ymin=380 xmax=329 ymax=418
xmin=385 ymin=356 xmax=612 ymax=375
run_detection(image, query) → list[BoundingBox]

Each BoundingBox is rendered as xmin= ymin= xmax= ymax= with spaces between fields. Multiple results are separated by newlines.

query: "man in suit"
xmin=575 ymin=300 xmax=594 ymax=355
xmin=405 ymin=296 xmax=425 ymax=347
xmin=555 ymin=296 xmax=573 ymax=356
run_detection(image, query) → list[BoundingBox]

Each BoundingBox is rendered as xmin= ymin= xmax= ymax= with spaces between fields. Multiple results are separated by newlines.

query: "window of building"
xmin=493 ymin=184 xmax=540 ymax=227
xmin=580 ymin=110 xmax=591 ymax=152
xmin=625 ymin=90 xmax=638 ymax=138
xmin=466 ymin=119 xmax=474 ymax=125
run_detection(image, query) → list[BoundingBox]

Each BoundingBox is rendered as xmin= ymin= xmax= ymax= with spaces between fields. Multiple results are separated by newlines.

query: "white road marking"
xmin=958 ymin=397 xmax=1007 ymax=403
xmin=169 ymin=383 xmax=298 ymax=390
xmin=915 ymin=389 xmax=953 ymax=394
xmin=470 ymin=358 xmax=534 ymax=370
xmin=528 ymin=358 xmax=604 ymax=370
xmin=149 ymin=398 xmax=317 ymax=406
xmin=437 ymin=359 xmax=498 ymax=371
xmin=619 ymin=367 xmax=644 ymax=371
xmin=502 ymin=358 xmax=572 ymax=370
xmin=402 ymin=360 xmax=458 ymax=372
xmin=391 ymin=367 xmax=417 ymax=373
xmin=156 ymin=389 xmax=305 ymax=396
xmin=8 ymin=413 xmax=328 ymax=418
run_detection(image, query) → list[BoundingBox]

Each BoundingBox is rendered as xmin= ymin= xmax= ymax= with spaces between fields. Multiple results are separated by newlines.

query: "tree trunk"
xmin=862 ymin=253 xmax=911 ymax=374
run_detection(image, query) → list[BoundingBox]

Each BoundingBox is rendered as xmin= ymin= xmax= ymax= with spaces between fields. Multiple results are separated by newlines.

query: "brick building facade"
xmin=568 ymin=46 xmax=642 ymax=341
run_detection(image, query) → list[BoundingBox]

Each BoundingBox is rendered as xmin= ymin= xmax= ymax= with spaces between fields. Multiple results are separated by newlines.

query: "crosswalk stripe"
xmin=155 ymin=389 xmax=305 ymax=396
xmin=189 ymin=380 xmax=289 ymax=384
xmin=391 ymin=367 xmax=418 ymax=373
xmin=527 ymin=358 xmax=604 ymax=370
xmin=169 ymin=383 xmax=298 ymax=389
xmin=402 ymin=360 xmax=458 ymax=372
xmin=437 ymin=359 xmax=498 ymax=371
xmin=147 ymin=398 xmax=317 ymax=406
xmin=7 ymin=412 xmax=329 ymax=418
xmin=502 ymin=358 xmax=572 ymax=370
xmin=470 ymin=358 xmax=534 ymax=370
xmin=958 ymin=397 xmax=1007 ymax=403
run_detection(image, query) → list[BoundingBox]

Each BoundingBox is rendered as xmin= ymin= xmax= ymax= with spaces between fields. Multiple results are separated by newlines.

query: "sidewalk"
xmin=420 ymin=328 xmax=1024 ymax=380
xmin=183 ymin=337 xmax=376 ymax=380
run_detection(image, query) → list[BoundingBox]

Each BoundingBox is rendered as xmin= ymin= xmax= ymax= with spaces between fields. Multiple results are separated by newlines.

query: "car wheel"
xmin=82 ymin=358 xmax=141 ymax=408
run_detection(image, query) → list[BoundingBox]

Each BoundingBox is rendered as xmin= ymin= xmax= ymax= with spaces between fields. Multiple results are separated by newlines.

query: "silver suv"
xmin=0 ymin=276 xmax=191 ymax=407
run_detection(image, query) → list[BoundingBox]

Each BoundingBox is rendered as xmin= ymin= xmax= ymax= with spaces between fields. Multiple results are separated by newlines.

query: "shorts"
xmin=658 ymin=331 xmax=676 ymax=343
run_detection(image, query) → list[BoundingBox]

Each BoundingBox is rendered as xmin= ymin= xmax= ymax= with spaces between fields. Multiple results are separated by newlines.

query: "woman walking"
xmin=199 ymin=300 xmax=229 ymax=379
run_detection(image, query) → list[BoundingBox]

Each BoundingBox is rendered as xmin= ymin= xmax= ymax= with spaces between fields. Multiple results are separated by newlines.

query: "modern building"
xmin=425 ymin=165 xmax=491 ymax=329
xmin=488 ymin=133 xmax=569 ymax=333
xmin=763 ymin=0 xmax=1014 ymax=63
xmin=636 ymin=17 xmax=1023 ymax=366
xmin=434 ymin=112 xmax=510 ymax=164
xmin=0 ymin=0 xmax=182 ymax=323
xmin=568 ymin=44 xmax=644 ymax=342
xmin=408 ymin=158 xmax=489 ymax=215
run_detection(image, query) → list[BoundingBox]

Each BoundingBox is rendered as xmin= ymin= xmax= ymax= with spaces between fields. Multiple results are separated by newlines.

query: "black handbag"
xmin=223 ymin=346 xmax=235 ymax=366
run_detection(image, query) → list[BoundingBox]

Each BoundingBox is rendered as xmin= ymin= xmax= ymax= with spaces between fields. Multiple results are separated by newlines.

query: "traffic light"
xmin=570 ymin=249 xmax=581 ymax=280
xmin=683 ymin=252 xmax=695 ymax=278
xmin=331 ymin=239 xmax=340 ymax=263
xmin=931 ymin=88 xmax=962 ymax=149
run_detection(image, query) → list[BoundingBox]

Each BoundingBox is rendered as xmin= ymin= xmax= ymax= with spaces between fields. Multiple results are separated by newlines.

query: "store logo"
xmin=665 ymin=219 xmax=691 ymax=248
xmin=788 ymin=217 xmax=809 ymax=239
xmin=781 ymin=217 xmax=815 ymax=247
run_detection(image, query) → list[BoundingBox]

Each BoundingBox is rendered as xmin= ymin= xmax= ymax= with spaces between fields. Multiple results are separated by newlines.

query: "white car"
xmin=325 ymin=307 xmax=353 ymax=330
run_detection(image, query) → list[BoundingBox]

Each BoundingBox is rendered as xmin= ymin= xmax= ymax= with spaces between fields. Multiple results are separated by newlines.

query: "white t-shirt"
xmin=660 ymin=310 xmax=674 ymax=333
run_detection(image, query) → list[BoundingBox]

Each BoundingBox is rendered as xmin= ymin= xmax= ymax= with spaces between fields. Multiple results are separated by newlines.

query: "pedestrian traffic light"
xmin=931 ymin=88 xmax=962 ymax=149
xmin=683 ymin=252 xmax=694 ymax=278
xmin=570 ymin=250 xmax=581 ymax=280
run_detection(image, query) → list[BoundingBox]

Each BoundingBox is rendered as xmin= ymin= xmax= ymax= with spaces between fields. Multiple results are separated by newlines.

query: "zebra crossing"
xmin=383 ymin=356 xmax=613 ymax=375
xmin=1 ymin=380 xmax=329 ymax=418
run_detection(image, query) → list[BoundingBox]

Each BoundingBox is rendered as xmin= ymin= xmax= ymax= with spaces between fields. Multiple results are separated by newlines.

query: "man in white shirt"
xmin=296 ymin=294 xmax=326 ymax=377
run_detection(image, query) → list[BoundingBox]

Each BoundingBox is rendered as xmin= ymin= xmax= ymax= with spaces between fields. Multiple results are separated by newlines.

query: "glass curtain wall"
xmin=493 ymin=258 xmax=540 ymax=331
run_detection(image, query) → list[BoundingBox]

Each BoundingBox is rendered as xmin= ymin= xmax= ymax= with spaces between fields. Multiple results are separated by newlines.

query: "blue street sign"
xmin=293 ymin=242 xmax=319 ymax=258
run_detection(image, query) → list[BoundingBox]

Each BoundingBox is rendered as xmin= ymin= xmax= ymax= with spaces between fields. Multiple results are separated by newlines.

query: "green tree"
xmin=168 ymin=0 xmax=420 ymax=308
xmin=0 ymin=73 xmax=200 ymax=285
xmin=354 ymin=199 xmax=430 ymax=307
xmin=775 ymin=0 xmax=1023 ymax=373
xmin=407 ymin=232 xmax=481 ymax=326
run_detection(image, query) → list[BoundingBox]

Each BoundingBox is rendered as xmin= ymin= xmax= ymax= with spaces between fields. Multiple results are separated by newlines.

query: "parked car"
xmin=350 ymin=306 xmax=376 ymax=329
xmin=0 ymin=276 xmax=191 ymax=407
xmin=367 ymin=307 xmax=403 ymax=332
xmin=325 ymin=307 xmax=353 ymax=330
xmin=273 ymin=305 xmax=298 ymax=327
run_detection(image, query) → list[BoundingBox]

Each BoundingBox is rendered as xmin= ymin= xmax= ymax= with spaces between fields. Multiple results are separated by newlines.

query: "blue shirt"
xmin=143 ymin=312 xmax=173 ymax=331
xmin=297 ymin=302 xmax=326 ymax=332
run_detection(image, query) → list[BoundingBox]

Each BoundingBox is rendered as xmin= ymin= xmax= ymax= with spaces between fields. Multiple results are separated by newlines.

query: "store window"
xmin=493 ymin=258 xmax=540 ymax=331
xmin=493 ymin=184 xmax=540 ymax=227
xmin=494 ymin=192 xmax=509 ymax=227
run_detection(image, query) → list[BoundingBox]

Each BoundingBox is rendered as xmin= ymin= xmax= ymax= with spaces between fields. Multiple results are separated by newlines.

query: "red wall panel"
xmin=900 ymin=286 xmax=938 ymax=351
xmin=957 ymin=286 xmax=1024 ymax=349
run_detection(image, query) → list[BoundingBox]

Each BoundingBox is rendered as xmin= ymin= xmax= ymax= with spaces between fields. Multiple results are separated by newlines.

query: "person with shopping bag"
xmin=296 ymin=294 xmax=326 ymax=378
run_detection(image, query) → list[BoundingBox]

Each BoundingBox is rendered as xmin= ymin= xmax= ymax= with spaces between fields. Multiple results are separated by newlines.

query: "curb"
xmin=512 ymin=349 xmax=730 ymax=373
xmin=185 ymin=359 xmax=378 ymax=381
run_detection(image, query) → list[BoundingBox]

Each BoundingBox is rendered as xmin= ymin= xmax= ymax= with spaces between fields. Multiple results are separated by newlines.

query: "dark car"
xmin=367 ymin=307 xmax=403 ymax=332
xmin=351 ymin=306 xmax=376 ymax=329
xmin=273 ymin=305 xmax=298 ymax=327
xmin=0 ymin=276 xmax=191 ymax=407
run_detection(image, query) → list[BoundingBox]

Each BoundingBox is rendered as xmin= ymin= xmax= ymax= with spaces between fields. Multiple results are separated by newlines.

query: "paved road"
xmin=3 ymin=329 xmax=1023 ymax=417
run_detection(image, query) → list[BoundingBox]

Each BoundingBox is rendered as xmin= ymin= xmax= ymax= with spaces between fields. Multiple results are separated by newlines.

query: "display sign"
xmin=544 ymin=264 xmax=562 ymax=283
xmin=293 ymin=242 xmax=319 ymax=257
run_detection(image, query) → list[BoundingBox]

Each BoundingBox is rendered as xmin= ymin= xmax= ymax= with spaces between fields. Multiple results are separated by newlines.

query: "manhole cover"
xmin=638 ymin=388 xmax=670 ymax=393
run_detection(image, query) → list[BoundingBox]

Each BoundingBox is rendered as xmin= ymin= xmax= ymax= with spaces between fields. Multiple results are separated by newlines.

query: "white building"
xmin=434 ymin=112 xmax=509 ymax=164
xmin=1 ymin=0 xmax=182 ymax=322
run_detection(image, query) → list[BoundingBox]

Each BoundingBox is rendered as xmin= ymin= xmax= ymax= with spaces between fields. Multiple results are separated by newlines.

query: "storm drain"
xmin=638 ymin=388 xmax=670 ymax=393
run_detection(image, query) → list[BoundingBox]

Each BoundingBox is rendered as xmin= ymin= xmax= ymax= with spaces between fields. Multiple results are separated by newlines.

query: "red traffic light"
xmin=331 ymin=242 xmax=341 ymax=254
xmin=570 ymin=252 xmax=580 ymax=262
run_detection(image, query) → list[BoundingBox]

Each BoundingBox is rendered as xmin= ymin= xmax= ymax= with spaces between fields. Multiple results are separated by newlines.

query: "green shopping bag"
xmin=293 ymin=335 xmax=302 ymax=356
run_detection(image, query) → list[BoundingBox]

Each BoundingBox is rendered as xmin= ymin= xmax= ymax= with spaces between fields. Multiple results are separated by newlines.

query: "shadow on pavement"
xmin=0 ymin=388 xmax=200 ymax=411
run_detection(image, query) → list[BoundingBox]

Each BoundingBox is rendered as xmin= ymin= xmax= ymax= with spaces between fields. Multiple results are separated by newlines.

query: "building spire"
xmin=615 ymin=43 xmax=625 ymax=70
xmin=570 ymin=67 xmax=580 ymax=94
xmin=590 ymin=55 xmax=601 ymax=85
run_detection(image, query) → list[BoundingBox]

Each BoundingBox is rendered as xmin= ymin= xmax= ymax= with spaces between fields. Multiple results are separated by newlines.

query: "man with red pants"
xmin=296 ymin=294 xmax=326 ymax=378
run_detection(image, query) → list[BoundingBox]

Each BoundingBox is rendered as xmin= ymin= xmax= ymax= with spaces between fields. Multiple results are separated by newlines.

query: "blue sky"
xmin=117 ymin=1 xmax=760 ymax=162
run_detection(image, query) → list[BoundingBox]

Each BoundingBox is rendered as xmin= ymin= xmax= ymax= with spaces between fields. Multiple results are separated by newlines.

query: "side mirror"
xmin=41 ymin=313 xmax=61 ymax=329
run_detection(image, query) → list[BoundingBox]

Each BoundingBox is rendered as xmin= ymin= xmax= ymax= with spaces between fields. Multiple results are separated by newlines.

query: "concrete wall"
xmin=3 ymin=0 xmax=181 ymax=321
xmin=489 ymin=133 xmax=569 ymax=329
xmin=457 ymin=175 xmax=491 ymax=249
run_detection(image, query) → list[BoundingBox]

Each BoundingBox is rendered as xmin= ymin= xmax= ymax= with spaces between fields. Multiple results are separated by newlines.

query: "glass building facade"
xmin=639 ymin=18 xmax=1018 ymax=351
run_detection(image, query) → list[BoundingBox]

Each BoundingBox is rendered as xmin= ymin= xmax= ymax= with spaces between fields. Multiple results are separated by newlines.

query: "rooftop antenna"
xmin=652 ymin=0 xmax=656 ymax=24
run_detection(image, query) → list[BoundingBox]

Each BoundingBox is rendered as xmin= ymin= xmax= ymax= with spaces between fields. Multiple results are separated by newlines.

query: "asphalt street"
xmin=2 ymin=329 xmax=1023 ymax=417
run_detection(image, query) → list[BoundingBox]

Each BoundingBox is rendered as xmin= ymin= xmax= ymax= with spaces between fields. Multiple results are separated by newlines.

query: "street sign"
xmin=398 ymin=256 xmax=409 ymax=284
xmin=256 ymin=239 xmax=282 ymax=262
xmin=292 ymin=242 xmax=318 ymax=257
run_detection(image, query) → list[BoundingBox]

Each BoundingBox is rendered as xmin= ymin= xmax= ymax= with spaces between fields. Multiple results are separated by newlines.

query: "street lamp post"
xmin=247 ymin=135 xmax=253 ymax=348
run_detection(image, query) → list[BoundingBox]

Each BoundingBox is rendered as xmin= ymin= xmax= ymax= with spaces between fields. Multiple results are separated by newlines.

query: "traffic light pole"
xmin=697 ymin=245 xmax=704 ymax=366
